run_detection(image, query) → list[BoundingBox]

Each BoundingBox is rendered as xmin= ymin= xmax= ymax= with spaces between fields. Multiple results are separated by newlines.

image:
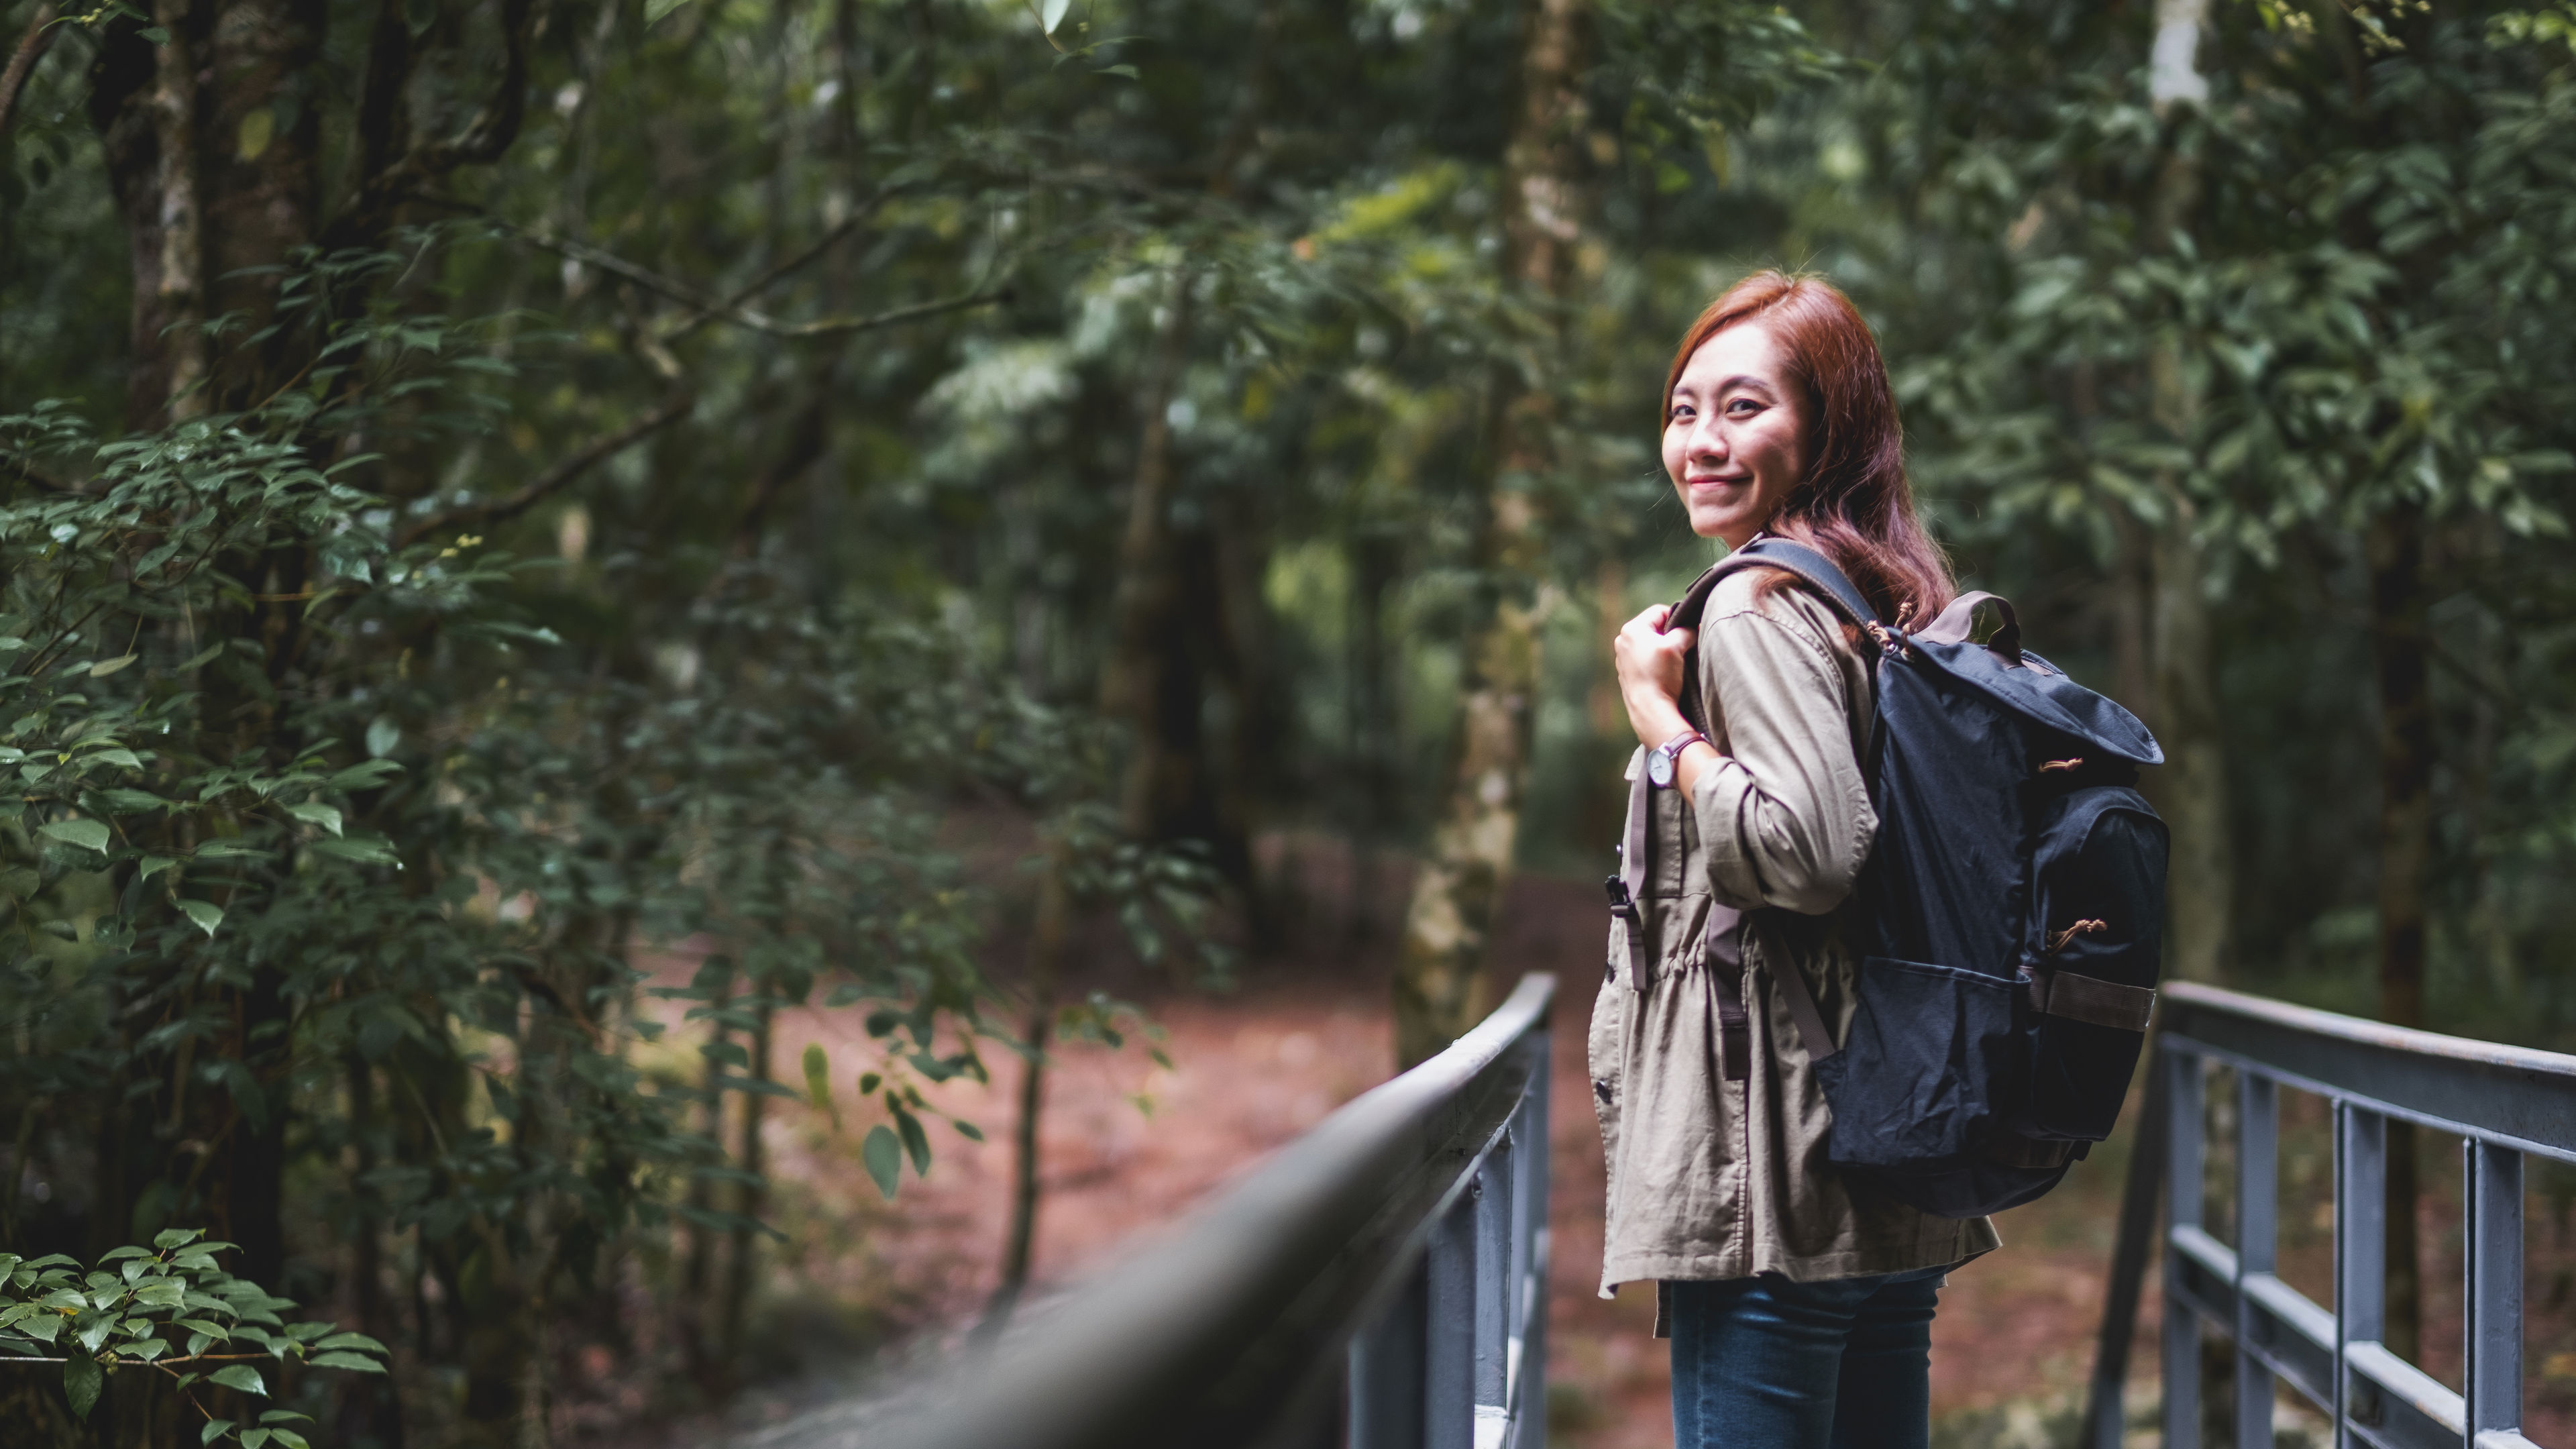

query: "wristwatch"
xmin=1646 ymin=729 xmax=1708 ymax=789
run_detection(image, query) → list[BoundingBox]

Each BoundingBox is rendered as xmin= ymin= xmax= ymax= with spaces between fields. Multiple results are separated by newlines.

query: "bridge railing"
xmin=871 ymin=971 xmax=1557 ymax=1449
xmin=2086 ymin=981 xmax=2576 ymax=1449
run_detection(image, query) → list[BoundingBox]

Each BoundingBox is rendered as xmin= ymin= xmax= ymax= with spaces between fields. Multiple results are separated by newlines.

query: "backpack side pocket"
xmin=2017 ymin=788 xmax=2169 ymax=1140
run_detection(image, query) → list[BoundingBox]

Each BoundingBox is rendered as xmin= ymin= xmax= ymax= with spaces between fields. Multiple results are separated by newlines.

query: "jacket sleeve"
xmin=1686 ymin=595 xmax=1878 ymax=916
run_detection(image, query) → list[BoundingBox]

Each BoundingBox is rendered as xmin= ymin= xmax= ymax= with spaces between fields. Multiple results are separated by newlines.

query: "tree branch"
xmin=494 ymin=217 xmax=1008 ymax=339
xmin=0 ymin=3 xmax=57 ymax=149
xmin=333 ymin=0 xmax=532 ymax=244
xmin=394 ymin=386 xmax=694 ymax=548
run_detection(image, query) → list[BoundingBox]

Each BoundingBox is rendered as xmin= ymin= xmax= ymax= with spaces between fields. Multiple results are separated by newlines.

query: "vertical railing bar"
xmin=1505 ymin=1077 xmax=1532 ymax=1383
xmin=2165 ymin=1048 xmax=2207 ymax=1449
xmin=2336 ymin=1104 xmax=2386 ymax=1449
xmin=1425 ymin=1189 xmax=1475 ymax=1449
xmin=1524 ymin=1026 xmax=1551 ymax=1449
xmin=2237 ymin=1071 xmax=2279 ymax=1449
xmin=1473 ymin=1148 xmax=1510 ymax=1417
xmin=2082 ymin=1036 xmax=2169 ymax=1449
xmin=1348 ymin=1251 xmax=1428 ymax=1449
xmin=2466 ymin=1140 xmax=2524 ymax=1440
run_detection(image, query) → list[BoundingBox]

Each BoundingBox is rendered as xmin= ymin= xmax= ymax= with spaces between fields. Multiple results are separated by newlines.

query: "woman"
xmin=1593 ymin=270 xmax=1993 ymax=1448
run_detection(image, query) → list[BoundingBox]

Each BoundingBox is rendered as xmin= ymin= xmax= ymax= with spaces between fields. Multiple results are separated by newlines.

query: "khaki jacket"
xmin=1589 ymin=567 xmax=1998 ymax=1304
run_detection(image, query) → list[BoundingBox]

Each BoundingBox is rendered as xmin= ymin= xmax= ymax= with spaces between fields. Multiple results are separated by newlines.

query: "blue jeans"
xmin=1667 ymin=1265 xmax=1949 ymax=1449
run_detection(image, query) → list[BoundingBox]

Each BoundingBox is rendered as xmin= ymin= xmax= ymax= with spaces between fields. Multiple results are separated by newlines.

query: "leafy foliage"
xmin=0 ymin=1230 xmax=386 ymax=1442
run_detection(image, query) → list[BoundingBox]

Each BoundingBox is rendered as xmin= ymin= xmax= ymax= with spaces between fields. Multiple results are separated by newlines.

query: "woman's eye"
xmin=1725 ymin=398 xmax=1760 ymax=417
xmin=1668 ymin=404 xmax=1694 ymax=422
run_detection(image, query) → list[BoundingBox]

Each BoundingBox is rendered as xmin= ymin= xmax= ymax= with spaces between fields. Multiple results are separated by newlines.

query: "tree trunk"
xmin=1101 ymin=274 xmax=1201 ymax=845
xmin=2138 ymin=0 xmax=2231 ymax=985
xmin=680 ymin=972 xmax=732 ymax=1392
xmin=1393 ymin=0 xmax=1583 ymax=1068
xmin=1343 ymin=529 xmax=1399 ymax=943
xmin=2368 ymin=504 xmax=2432 ymax=1362
xmin=718 ymin=981 xmax=773 ymax=1372
xmin=978 ymin=838 xmax=1072 ymax=1337
xmin=2145 ymin=498 xmax=2231 ymax=984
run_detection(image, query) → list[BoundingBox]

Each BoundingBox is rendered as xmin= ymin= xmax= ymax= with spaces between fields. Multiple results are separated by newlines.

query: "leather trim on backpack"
xmin=2027 ymin=968 xmax=2155 ymax=1032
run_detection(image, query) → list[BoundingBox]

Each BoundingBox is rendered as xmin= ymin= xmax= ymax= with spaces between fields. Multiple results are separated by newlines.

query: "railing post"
xmin=2237 ymin=1072 xmax=2278 ymax=1449
xmin=2082 ymin=1037 xmax=2168 ymax=1449
xmin=1474 ymin=1141 xmax=1511 ymax=1442
xmin=2465 ymin=1140 xmax=2524 ymax=1443
xmin=1521 ymin=1031 xmax=1551 ymax=1449
xmin=2335 ymin=1106 xmax=2385 ymax=1449
xmin=1349 ymin=1258 xmax=1428 ymax=1449
xmin=2165 ymin=1049 xmax=2206 ymax=1449
xmin=1426 ymin=1182 xmax=1477 ymax=1449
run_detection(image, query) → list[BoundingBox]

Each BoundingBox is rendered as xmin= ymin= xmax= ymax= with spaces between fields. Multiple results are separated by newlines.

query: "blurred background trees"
xmin=1 ymin=0 xmax=2571 ymax=1442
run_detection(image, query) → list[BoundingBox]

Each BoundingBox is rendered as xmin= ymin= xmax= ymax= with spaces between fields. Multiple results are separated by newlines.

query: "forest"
xmin=1 ymin=0 xmax=2572 ymax=1442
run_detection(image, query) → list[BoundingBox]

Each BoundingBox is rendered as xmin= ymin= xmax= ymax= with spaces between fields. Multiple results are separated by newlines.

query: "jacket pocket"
xmin=1817 ymin=956 xmax=2017 ymax=1167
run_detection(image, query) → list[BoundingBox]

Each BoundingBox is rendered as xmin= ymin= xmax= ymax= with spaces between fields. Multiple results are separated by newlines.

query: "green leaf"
xmin=64 ymin=1352 xmax=103 ymax=1420
xmin=313 ymin=1331 xmax=388 ymax=1354
xmin=857 ymin=1072 xmax=881 ymax=1095
xmin=180 ymin=900 xmax=223 ymax=938
xmin=802 ymin=1042 xmax=837 ymax=1122
xmin=258 ymin=1411 xmax=313 ymax=1426
xmin=99 ymin=1247 xmax=149 ymax=1263
xmin=329 ymin=758 xmax=400 ymax=791
xmin=154 ymin=1229 xmax=205 ymax=1250
xmin=862 ymin=1126 xmax=901 ymax=1200
xmin=38 ymin=818 xmax=109 ymax=853
xmin=22 ymin=1311 xmax=62 ymax=1343
xmin=267 ymin=1432 xmax=309 ymax=1449
xmin=364 ymin=716 xmax=400 ymax=759
xmin=896 ymin=1108 xmax=931 ymax=1176
xmin=308 ymin=835 xmax=398 ymax=865
xmin=241 ymin=1430 xmax=272 ymax=1449
xmin=125 ymin=1338 xmax=169 ymax=1360
xmin=209 ymin=1364 xmax=266 ymax=1396
xmin=138 ymin=23 xmax=169 ymax=44
xmin=77 ymin=1315 xmax=115 ymax=1352
xmin=306 ymin=1351 xmax=384 ymax=1373
xmin=87 ymin=654 xmax=138 ymax=678
xmin=201 ymin=1419 xmax=234 ymax=1444
xmin=953 ymin=1119 xmax=985 ymax=1142
xmin=285 ymin=802 xmax=343 ymax=837
xmin=140 ymin=855 xmax=179 ymax=879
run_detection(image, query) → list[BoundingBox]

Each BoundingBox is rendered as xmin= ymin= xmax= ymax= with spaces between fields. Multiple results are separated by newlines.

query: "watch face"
xmin=1647 ymin=748 xmax=1675 ymax=788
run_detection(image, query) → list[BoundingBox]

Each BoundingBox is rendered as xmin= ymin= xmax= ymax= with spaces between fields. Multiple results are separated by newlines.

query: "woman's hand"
xmin=1613 ymin=604 xmax=1696 ymax=750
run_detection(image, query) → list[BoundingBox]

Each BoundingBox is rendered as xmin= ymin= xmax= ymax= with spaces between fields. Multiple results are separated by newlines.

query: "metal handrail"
xmin=869 ymin=971 xmax=1558 ymax=1449
xmin=2084 ymin=981 xmax=2576 ymax=1449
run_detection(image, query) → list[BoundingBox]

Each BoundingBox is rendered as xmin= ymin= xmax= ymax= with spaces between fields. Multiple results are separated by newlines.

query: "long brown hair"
xmin=1664 ymin=270 xmax=1953 ymax=623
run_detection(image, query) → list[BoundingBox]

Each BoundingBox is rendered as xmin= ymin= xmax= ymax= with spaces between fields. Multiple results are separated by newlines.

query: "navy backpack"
xmin=1645 ymin=538 xmax=2169 ymax=1218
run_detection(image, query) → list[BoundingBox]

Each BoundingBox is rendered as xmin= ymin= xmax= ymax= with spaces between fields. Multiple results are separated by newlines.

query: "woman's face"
xmin=1662 ymin=322 xmax=1811 ymax=549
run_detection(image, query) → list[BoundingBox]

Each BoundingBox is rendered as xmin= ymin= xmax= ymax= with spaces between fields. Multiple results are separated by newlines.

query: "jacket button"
xmin=1593 ymin=1079 xmax=1613 ymax=1104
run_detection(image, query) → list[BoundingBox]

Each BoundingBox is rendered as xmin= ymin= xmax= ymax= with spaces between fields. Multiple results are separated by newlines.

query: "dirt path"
xmin=664 ymin=865 xmax=2177 ymax=1446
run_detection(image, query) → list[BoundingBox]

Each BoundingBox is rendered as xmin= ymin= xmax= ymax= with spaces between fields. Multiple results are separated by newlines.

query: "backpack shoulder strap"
xmin=1669 ymin=537 xmax=1880 ymax=731
xmin=1706 ymin=537 xmax=1880 ymax=629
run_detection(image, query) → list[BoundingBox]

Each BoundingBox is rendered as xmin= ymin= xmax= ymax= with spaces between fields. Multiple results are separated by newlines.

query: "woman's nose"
xmin=1690 ymin=416 xmax=1729 ymax=462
